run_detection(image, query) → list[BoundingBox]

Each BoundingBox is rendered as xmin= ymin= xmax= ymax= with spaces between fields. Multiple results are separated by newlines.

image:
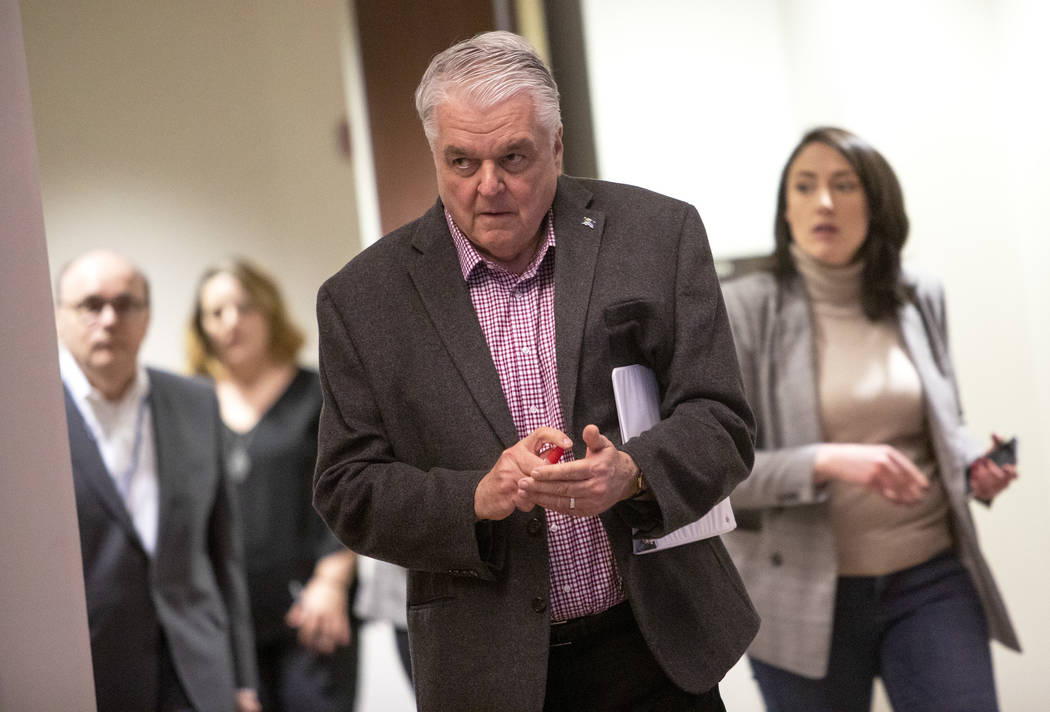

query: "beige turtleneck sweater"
xmin=792 ymin=243 xmax=951 ymax=576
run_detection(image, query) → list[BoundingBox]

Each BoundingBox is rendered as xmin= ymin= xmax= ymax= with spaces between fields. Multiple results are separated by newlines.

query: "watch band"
xmin=633 ymin=472 xmax=647 ymax=498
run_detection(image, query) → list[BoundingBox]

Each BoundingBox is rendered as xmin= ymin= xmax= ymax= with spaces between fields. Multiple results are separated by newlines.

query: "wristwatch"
xmin=632 ymin=471 xmax=648 ymax=499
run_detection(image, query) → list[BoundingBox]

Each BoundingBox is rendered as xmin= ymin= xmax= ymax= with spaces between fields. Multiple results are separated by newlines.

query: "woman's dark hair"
xmin=186 ymin=257 xmax=304 ymax=378
xmin=773 ymin=126 xmax=910 ymax=320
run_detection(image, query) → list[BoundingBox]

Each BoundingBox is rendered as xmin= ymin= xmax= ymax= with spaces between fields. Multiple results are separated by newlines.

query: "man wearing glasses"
xmin=55 ymin=250 xmax=259 ymax=712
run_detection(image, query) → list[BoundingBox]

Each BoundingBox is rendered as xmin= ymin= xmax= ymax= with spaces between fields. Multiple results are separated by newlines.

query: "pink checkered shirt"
xmin=447 ymin=209 xmax=625 ymax=621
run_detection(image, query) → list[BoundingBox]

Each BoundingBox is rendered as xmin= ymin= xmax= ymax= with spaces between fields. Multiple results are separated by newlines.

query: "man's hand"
xmin=517 ymin=424 xmax=639 ymax=517
xmin=814 ymin=443 xmax=929 ymax=504
xmin=969 ymin=434 xmax=1019 ymax=501
xmin=474 ymin=427 xmax=572 ymax=520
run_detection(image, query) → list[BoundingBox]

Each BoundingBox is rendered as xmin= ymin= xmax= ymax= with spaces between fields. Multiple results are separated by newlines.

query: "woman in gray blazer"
xmin=721 ymin=127 xmax=1020 ymax=711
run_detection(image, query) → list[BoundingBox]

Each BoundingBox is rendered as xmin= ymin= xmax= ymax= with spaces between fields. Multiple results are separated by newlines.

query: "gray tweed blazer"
xmin=720 ymin=268 xmax=1020 ymax=678
xmin=314 ymin=175 xmax=759 ymax=710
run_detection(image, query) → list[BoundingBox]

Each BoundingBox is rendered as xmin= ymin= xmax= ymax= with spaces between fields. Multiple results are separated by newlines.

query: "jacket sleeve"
xmin=911 ymin=273 xmax=985 ymax=466
xmin=615 ymin=205 xmax=757 ymax=536
xmin=303 ymin=377 xmax=352 ymax=562
xmin=312 ymin=283 xmax=497 ymax=580
xmin=719 ymin=276 xmax=828 ymax=511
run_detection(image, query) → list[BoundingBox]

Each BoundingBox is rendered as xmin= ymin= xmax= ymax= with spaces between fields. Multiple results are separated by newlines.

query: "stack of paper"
xmin=612 ymin=365 xmax=737 ymax=555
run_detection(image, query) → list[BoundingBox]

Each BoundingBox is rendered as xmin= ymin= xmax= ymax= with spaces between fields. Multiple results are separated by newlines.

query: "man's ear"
xmin=553 ymin=126 xmax=564 ymax=173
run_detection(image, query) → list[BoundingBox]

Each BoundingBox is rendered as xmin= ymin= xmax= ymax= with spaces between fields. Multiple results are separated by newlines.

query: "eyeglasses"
xmin=62 ymin=295 xmax=148 ymax=323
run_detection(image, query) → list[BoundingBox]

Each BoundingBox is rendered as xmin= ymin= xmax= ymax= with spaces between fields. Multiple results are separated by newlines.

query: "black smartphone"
xmin=987 ymin=437 xmax=1018 ymax=467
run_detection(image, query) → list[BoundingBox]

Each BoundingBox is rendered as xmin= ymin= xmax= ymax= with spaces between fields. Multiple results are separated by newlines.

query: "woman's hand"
xmin=969 ymin=434 xmax=1019 ymax=502
xmin=285 ymin=574 xmax=352 ymax=655
xmin=814 ymin=443 xmax=929 ymax=504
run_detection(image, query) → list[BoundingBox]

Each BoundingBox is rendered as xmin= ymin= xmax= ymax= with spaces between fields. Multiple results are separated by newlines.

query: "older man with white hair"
xmin=314 ymin=32 xmax=758 ymax=711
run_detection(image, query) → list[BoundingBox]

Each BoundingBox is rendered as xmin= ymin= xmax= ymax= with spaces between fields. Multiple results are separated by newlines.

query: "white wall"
xmin=583 ymin=1 xmax=1050 ymax=709
xmin=22 ymin=0 xmax=360 ymax=373
xmin=583 ymin=0 xmax=795 ymax=259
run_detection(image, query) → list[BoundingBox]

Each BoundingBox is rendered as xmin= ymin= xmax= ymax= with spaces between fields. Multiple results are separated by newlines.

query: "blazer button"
xmin=770 ymin=552 xmax=783 ymax=567
xmin=526 ymin=517 xmax=543 ymax=536
xmin=531 ymin=597 xmax=547 ymax=613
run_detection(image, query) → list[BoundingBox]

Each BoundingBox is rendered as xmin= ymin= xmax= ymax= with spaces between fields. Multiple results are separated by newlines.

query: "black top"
xmin=221 ymin=367 xmax=343 ymax=644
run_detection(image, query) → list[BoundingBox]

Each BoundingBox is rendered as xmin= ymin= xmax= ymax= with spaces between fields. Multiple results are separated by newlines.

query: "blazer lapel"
xmin=63 ymin=387 xmax=144 ymax=548
xmin=899 ymin=301 xmax=942 ymax=391
xmin=771 ymin=278 xmax=825 ymax=445
xmin=897 ymin=297 xmax=967 ymax=479
xmin=551 ymin=177 xmax=602 ymax=433
xmin=147 ymin=373 xmax=178 ymax=544
xmin=407 ymin=202 xmax=519 ymax=448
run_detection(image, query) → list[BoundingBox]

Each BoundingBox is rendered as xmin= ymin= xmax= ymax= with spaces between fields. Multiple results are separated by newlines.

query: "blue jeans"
xmin=750 ymin=550 xmax=998 ymax=712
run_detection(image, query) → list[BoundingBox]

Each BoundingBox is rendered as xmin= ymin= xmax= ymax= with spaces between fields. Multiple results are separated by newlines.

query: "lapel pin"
xmin=582 ymin=216 xmax=596 ymax=229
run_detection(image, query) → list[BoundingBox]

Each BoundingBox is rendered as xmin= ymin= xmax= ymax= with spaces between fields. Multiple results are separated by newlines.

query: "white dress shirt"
xmin=60 ymin=347 xmax=159 ymax=555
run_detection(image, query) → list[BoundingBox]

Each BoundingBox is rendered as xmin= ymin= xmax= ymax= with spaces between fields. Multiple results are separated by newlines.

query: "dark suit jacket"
xmin=65 ymin=369 xmax=257 ymax=712
xmin=315 ymin=175 xmax=759 ymax=711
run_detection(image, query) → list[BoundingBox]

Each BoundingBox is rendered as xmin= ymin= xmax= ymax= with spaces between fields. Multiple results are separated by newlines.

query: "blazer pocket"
xmin=603 ymin=299 xmax=669 ymax=371
xmin=406 ymin=570 xmax=454 ymax=610
xmin=407 ymin=595 xmax=455 ymax=611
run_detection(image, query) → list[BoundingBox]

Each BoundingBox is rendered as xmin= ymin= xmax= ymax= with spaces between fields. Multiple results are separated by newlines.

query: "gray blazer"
xmin=65 ymin=369 xmax=256 ymax=712
xmin=315 ymin=175 xmax=759 ymax=711
xmin=720 ymin=268 xmax=1020 ymax=678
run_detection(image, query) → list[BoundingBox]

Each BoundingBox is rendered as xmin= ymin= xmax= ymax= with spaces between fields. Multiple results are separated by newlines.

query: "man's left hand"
xmin=517 ymin=424 xmax=639 ymax=516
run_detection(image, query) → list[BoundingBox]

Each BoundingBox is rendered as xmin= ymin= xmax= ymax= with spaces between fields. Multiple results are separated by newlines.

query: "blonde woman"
xmin=188 ymin=258 xmax=357 ymax=712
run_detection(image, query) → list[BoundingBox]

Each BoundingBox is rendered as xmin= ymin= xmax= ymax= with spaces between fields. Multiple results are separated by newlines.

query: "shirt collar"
xmin=446 ymin=208 xmax=557 ymax=282
xmin=59 ymin=345 xmax=151 ymax=409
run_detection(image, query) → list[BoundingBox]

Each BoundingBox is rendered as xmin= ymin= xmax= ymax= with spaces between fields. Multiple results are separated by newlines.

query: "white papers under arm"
xmin=611 ymin=365 xmax=736 ymax=555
